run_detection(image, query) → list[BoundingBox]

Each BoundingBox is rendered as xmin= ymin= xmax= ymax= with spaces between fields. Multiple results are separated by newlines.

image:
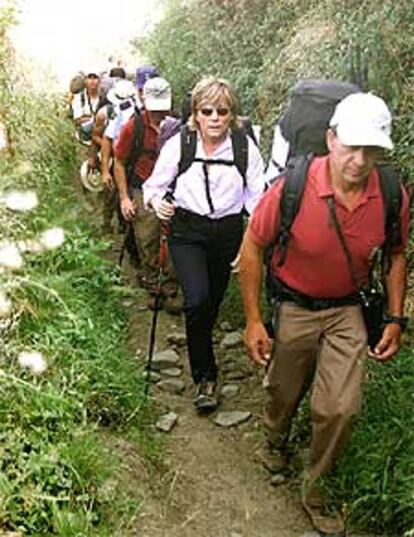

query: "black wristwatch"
xmin=383 ymin=314 xmax=409 ymax=331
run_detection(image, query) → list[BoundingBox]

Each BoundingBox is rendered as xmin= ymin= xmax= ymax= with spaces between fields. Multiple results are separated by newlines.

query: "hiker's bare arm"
xmin=101 ymin=136 xmax=113 ymax=189
xmin=91 ymin=112 xmax=105 ymax=148
xmin=114 ymin=156 xmax=134 ymax=220
xmin=369 ymin=252 xmax=407 ymax=361
xmin=239 ymin=230 xmax=271 ymax=366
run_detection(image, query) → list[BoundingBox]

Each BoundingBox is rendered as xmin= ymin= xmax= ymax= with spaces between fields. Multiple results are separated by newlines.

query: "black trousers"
xmin=168 ymin=209 xmax=243 ymax=384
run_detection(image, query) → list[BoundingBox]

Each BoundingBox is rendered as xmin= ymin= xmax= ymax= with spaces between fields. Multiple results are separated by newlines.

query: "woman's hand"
xmin=152 ymin=197 xmax=175 ymax=221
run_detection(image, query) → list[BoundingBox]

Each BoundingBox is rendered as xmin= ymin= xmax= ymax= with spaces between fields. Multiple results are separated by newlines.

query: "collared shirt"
xmin=71 ymin=90 xmax=100 ymax=120
xmin=249 ymin=156 xmax=410 ymax=298
xmin=143 ymin=131 xmax=265 ymax=218
xmin=114 ymin=110 xmax=159 ymax=182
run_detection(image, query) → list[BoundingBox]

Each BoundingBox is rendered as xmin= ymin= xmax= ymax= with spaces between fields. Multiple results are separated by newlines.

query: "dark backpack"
xmin=272 ymin=154 xmax=403 ymax=272
xmin=278 ymin=79 xmax=361 ymax=161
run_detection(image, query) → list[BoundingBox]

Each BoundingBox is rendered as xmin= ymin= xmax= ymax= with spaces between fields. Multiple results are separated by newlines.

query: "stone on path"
xmin=270 ymin=473 xmax=286 ymax=487
xmin=158 ymin=378 xmax=185 ymax=395
xmin=221 ymin=360 xmax=241 ymax=373
xmin=224 ymin=369 xmax=249 ymax=381
xmin=214 ymin=411 xmax=251 ymax=427
xmin=152 ymin=349 xmax=180 ymax=371
xmin=220 ymin=384 xmax=239 ymax=398
xmin=166 ymin=331 xmax=187 ymax=346
xmin=156 ymin=412 xmax=178 ymax=433
xmin=161 ymin=367 xmax=182 ymax=377
xmin=149 ymin=371 xmax=162 ymax=383
xmin=220 ymin=331 xmax=244 ymax=350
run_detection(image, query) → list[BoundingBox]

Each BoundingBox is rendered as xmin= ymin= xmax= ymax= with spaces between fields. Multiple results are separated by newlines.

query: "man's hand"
xmin=88 ymin=155 xmax=98 ymax=170
xmin=102 ymin=172 xmax=114 ymax=190
xmin=368 ymin=323 xmax=402 ymax=362
xmin=244 ymin=320 xmax=272 ymax=366
xmin=120 ymin=196 xmax=135 ymax=221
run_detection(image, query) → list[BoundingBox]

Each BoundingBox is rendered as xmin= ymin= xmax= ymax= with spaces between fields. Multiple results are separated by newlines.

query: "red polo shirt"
xmin=249 ymin=156 xmax=410 ymax=298
xmin=114 ymin=110 xmax=158 ymax=182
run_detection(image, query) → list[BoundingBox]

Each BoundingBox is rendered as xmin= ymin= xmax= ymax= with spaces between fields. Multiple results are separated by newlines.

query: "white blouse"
xmin=143 ymin=130 xmax=265 ymax=219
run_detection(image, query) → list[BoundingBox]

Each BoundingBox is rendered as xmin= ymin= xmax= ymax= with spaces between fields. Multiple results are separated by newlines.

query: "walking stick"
xmin=144 ymin=221 xmax=170 ymax=396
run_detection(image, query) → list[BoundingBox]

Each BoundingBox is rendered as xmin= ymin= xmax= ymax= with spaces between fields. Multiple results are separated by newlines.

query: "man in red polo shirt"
xmin=239 ymin=93 xmax=409 ymax=536
xmin=114 ymin=77 xmax=180 ymax=313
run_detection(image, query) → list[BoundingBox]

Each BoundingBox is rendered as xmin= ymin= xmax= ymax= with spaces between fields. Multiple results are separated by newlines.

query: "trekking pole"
xmin=144 ymin=220 xmax=170 ymax=397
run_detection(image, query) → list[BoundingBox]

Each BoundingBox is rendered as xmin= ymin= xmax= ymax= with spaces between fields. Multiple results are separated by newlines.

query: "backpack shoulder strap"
xmin=377 ymin=163 xmax=402 ymax=270
xmin=276 ymin=154 xmax=313 ymax=266
xmin=167 ymin=125 xmax=196 ymax=197
xmin=231 ymin=128 xmax=248 ymax=188
xmin=178 ymin=125 xmax=197 ymax=176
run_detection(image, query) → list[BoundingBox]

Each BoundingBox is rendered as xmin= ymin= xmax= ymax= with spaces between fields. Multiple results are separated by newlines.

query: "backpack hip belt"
xmin=270 ymin=276 xmax=360 ymax=311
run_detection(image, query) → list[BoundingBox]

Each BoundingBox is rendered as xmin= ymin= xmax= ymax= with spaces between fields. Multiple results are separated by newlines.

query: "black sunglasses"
xmin=200 ymin=107 xmax=230 ymax=117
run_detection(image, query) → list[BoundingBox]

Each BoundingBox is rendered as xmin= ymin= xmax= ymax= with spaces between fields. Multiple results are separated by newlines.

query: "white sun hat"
xmin=107 ymin=80 xmax=136 ymax=104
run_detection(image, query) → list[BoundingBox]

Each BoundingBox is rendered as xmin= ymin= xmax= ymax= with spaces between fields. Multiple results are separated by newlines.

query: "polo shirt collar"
xmin=313 ymin=155 xmax=381 ymax=201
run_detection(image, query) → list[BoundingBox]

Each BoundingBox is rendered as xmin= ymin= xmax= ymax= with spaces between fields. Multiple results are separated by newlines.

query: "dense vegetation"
xmin=136 ymin=1 xmax=414 ymax=534
xmin=0 ymin=6 xmax=155 ymax=535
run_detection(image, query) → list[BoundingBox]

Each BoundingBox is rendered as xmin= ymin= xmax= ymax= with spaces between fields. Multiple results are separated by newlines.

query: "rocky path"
xmin=121 ymin=293 xmax=312 ymax=537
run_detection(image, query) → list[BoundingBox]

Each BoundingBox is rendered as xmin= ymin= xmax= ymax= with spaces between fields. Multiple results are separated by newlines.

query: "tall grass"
xmin=0 ymin=7 xmax=155 ymax=534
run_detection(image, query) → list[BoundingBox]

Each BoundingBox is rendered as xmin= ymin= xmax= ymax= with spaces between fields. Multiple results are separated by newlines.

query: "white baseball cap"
xmin=329 ymin=92 xmax=393 ymax=150
xmin=143 ymin=77 xmax=171 ymax=111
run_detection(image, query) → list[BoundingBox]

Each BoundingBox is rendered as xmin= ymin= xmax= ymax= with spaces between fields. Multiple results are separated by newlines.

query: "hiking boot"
xmin=301 ymin=482 xmax=345 ymax=536
xmin=255 ymin=443 xmax=288 ymax=474
xmin=163 ymin=294 xmax=183 ymax=315
xmin=193 ymin=381 xmax=218 ymax=413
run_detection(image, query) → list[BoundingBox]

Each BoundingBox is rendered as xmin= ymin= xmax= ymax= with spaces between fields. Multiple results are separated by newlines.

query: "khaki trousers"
xmin=132 ymin=188 xmax=177 ymax=296
xmin=264 ymin=301 xmax=367 ymax=484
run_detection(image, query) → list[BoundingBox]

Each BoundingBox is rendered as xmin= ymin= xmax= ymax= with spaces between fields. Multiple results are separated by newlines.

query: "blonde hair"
xmin=188 ymin=76 xmax=242 ymax=130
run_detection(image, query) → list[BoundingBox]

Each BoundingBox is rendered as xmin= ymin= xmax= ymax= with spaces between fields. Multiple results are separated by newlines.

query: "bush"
xmin=137 ymin=1 xmax=414 ymax=533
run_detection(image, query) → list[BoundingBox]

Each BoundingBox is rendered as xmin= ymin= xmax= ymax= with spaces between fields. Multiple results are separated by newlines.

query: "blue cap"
xmin=135 ymin=65 xmax=159 ymax=89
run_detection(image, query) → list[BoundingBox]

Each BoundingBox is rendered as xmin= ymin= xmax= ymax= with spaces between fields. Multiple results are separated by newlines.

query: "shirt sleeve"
xmin=113 ymin=117 xmax=135 ymax=161
xmin=142 ymin=133 xmax=181 ymax=207
xmin=243 ymin=137 xmax=266 ymax=215
xmin=71 ymin=93 xmax=84 ymax=120
xmin=247 ymin=178 xmax=285 ymax=248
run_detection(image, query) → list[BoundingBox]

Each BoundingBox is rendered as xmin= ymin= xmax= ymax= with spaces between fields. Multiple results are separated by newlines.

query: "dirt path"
xmin=122 ymin=292 xmax=312 ymax=537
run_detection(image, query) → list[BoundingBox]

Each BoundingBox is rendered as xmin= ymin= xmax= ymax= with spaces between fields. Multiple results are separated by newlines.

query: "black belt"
xmin=270 ymin=277 xmax=359 ymax=311
xmin=174 ymin=207 xmax=242 ymax=224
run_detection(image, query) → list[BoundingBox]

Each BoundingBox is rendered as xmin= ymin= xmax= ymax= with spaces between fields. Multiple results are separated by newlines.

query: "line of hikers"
xmin=69 ymin=67 xmax=409 ymax=537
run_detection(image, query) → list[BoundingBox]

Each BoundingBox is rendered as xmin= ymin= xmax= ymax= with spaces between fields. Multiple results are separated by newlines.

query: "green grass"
xmin=326 ymin=348 xmax=414 ymax=535
xmin=0 ymin=19 xmax=157 ymax=531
